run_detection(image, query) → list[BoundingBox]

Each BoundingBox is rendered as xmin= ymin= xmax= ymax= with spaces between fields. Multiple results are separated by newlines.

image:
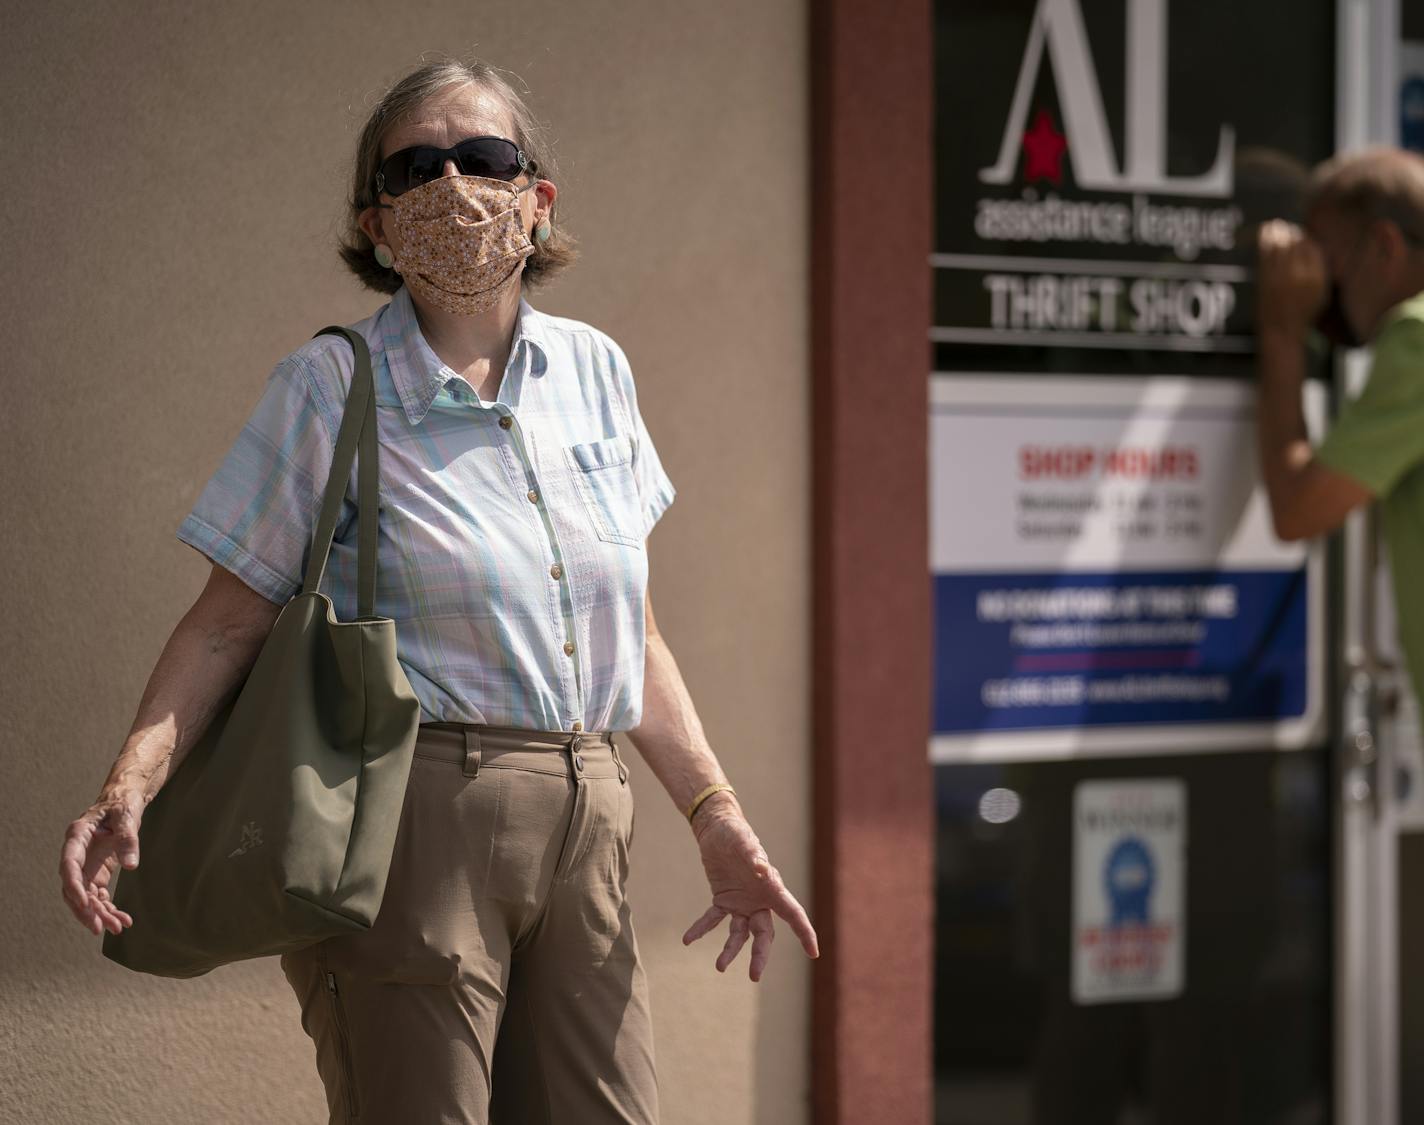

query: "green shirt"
xmin=1316 ymin=291 xmax=1424 ymax=704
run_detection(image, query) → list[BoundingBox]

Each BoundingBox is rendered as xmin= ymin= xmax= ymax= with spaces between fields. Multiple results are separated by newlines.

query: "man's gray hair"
xmin=1304 ymin=145 xmax=1424 ymax=245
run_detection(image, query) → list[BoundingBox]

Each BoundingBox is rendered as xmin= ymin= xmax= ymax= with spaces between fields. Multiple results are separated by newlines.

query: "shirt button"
xmin=527 ymin=489 xmax=539 ymax=503
xmin=563 ymin=640 xmax=576 ymax=655
xmin=499 ymin=415 xmax=513 ymax=429
xmin=571 ymin=721 xmax=584 ymax=731
xmin=550 ymin=563 xmax=563 ymax=580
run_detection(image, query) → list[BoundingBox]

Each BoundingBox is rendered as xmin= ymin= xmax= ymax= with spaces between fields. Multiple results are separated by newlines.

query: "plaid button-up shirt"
xmin=176 ymin=283 xmax=677 ymax=732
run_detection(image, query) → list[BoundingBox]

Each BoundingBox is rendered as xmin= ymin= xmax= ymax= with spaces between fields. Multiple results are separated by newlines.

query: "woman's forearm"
xmin=102 ymin=603 xmax=267 ymax=803
xmin=625 ymin=630 xmax=744 ymax=833
xmin=629 ymin=622 xmax=820 ymax=976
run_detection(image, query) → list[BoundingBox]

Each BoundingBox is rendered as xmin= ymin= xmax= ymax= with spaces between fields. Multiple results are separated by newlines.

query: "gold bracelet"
xmin=685 ymin=783 xmax=736 ymax=822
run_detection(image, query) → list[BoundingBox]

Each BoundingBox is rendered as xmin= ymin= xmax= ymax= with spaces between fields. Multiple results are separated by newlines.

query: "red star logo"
xmin=1022 ymin=108 xmax=1068 ymax=185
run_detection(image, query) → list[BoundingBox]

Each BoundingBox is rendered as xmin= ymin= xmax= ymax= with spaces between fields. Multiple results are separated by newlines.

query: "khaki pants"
xmin=280 ymin=723 xmax=660 ymax=1124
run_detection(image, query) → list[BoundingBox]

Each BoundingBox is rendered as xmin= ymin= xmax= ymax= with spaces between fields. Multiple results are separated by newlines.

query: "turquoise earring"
xmin=373 ymin=243 xmax=395 ymax=268
xmin=534 ymin=219 xmax=552 ymax=243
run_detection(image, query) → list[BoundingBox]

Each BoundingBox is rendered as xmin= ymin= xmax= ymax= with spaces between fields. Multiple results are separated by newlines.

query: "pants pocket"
xmin=319 ymin=949 xmax=361 ymax=1119
xmin=621 ymin=776 xmax=636 ymax=852
xmin=334 ymin=756 xmax=499 ymax=985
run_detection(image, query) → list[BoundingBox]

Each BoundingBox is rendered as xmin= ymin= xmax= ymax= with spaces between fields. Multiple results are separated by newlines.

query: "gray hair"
xmin=1304 ymin=145 xmax=1424 ymax=246
xmin=337 ymin=54 xmax=578 ymax=294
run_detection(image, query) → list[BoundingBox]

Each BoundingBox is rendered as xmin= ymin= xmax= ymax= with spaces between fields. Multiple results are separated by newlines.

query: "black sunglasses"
xmin=373 ymin=135 xmax=538 ymax=201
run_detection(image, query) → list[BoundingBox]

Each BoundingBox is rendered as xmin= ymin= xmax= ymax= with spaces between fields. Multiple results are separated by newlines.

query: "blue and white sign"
xmin=930 ymin=375 xmax=1324 ymax=761
xmin=1401 ymin=41 xmax=1424 ymax=154
xmin=1073 ymin=778 xmax=1187 ymax=1004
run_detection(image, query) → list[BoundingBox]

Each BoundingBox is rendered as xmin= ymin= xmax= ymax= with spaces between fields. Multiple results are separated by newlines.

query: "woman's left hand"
xmin=682 ymin=800 xmax=819 ymax=981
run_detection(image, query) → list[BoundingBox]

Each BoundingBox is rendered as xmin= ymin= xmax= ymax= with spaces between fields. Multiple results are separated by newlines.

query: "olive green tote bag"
xmin=103 ymin=326 xmax=422 ymax=978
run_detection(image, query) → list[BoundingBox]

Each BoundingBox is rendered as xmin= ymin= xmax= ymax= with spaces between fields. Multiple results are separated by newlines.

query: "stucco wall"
xmin=0 ymin=3 xmax=810 ymax=1121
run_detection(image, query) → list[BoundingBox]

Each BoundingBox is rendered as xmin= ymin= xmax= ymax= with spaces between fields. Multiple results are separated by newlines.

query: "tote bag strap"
xmin=301 ymin=326 xmax=379 ymax=618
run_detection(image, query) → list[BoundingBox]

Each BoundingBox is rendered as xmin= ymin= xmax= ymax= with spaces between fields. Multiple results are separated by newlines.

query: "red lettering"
xmin=1100 ymin=446 xmax=1200 ymax=480
xmin=1019 ymin=445 xmax=1097 ymax=480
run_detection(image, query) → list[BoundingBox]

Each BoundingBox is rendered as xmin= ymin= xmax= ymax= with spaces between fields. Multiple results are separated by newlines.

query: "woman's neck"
xmin=410 ymin=284 xmax=521 ymax=373
xmin=408 ymin=283 xmax=522 ymax=399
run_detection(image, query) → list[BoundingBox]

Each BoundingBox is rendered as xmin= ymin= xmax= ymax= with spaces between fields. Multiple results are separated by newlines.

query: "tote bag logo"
xmin=227 ymin=820 xmax=265 ymax=859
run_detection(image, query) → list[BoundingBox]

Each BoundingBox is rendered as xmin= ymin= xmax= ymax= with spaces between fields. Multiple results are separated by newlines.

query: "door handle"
xmin=1343 ymin=666 xmax=1382 ymax=818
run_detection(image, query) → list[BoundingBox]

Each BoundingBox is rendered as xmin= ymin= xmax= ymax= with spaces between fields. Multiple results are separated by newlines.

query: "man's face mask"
xmin=1314 ymin=280 xmax=1364 ymax=348
xmin=1312 ymin=224 xmax=1376 ymax=349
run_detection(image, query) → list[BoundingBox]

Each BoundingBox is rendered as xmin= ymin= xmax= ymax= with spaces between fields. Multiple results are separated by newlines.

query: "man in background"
xmin=1256 ymin=146 xmax=1424 ymax=706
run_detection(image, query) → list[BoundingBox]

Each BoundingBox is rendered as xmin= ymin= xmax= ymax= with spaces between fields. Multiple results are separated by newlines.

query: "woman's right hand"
xmin=60 ymin=787 xmax=145 ymax=936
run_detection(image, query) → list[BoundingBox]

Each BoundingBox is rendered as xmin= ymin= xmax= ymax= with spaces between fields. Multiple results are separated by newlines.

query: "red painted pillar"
xmin=810 ymin=0 xmax=934 ymax=1121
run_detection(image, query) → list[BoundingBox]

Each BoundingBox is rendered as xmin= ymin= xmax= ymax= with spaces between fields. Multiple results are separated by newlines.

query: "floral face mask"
xmin=385 ymin=174 xmax=537 ymax=316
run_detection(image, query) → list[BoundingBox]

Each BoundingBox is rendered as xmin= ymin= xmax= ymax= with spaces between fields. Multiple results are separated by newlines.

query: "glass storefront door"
xmin=929 ymin=2 xmax=1356 ymax=1121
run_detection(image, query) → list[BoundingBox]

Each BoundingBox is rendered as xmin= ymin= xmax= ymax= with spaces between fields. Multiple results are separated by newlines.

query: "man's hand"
xmin=1252 ymin=220 xmax=1376 ymax=540
xmin=683 ymin=803 xmax=819 ymax=982
xmin=1256 ymin=219 xmax=1329 ymax=338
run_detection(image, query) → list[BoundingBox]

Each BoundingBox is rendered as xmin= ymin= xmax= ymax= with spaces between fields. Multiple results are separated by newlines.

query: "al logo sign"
xmin=927 ymin=0 xmax=1325 ymax=355
xmin=980 ymin=0 xmax=1234 ymax=198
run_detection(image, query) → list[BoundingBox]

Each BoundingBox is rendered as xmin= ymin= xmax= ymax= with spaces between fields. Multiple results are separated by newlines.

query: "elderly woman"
xmin=59 ymin=56 xmax=817 ymax=1124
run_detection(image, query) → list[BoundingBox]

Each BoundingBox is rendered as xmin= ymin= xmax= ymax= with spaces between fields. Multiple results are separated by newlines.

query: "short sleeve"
xmin=176 ymin=354 xmax=346 ymax=604
xmin=1316 ymin=316 xmax=1424 ymax=498
xmin=607 ymin=339 xmax=677 ymax=538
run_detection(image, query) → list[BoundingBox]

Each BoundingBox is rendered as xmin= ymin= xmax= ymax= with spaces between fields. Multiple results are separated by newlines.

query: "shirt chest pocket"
xmin=564 ymin=435 xmax=644 ymax=549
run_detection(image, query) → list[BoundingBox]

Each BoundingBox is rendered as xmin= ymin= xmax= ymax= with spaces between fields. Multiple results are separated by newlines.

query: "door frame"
xmin=1334 ymin=2 xmax=1403 ymax=1123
